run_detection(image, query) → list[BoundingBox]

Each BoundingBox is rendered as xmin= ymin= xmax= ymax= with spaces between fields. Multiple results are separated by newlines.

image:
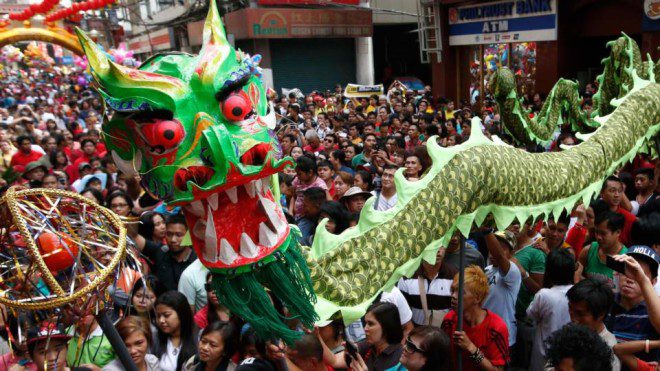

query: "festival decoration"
xmin=23 ymin=41 xmax=54 ymax=68
xmin=0 ymin=187 xmax=143 ymax=370
xmin=108 ymin=42 xmax=134 ymax=65
xmin=8 ymin=0 xmax=59 ymax=21
xmin=77 ymin=0 xmax=660 ymax=344
xmin=0 ymin=25 xmax=84 ymax=55
xmin=74 ymin=54 xmax=88 ymax=70
xmin=0 ymin=187 xmax=127 ymax=310
xmin=1 ymin=45 xmax=24 ymax=64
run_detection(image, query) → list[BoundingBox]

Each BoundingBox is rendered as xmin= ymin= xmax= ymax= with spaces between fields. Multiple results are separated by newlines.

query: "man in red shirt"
xmin=10 ymin=135 xmax=44 ymax=173
xmin=442 ymin=266 xmax=509 ymax=371
xmin=72 ymin=138 xmax=99 ymax=180
xmin=600 ymin=176 xmax=636 ymax=246
xmin=303 ymin=130 xmax=325 ymax=154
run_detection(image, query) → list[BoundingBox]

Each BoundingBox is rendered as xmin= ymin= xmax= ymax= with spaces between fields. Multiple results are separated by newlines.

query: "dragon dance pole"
xmin=456 ymin=235 xmax=466 ymax=371
xmin=96 ymin=310 xmax=139 ymax=371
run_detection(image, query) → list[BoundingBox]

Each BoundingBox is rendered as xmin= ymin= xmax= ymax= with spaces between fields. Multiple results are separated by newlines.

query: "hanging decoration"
xmin=6 ymin=0 xmax=116 ymax=23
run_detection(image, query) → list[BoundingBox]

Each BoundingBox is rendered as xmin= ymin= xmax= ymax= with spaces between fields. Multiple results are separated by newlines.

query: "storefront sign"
xmin=448 ymin=0 xmax=557 ymax=45
xmin=224 ymin=8 xmax=372 ymax=39
xmin=258 ymin=0 xmax=359 ymax=4
xmin=343 ymin=83 xmax=383 ymax=98
xmin=127 ymin=28 xmax=172 ymax=54
xmin=643 ymin=0 xmax=660 ymax=31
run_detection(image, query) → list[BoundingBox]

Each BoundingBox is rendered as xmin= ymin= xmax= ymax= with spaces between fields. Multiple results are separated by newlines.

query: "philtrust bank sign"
xmin=448 ymin=0 xmax=557 ymax=45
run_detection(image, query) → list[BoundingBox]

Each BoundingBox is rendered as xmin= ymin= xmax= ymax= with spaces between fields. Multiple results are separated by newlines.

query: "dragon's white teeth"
xmin=253 ymin=179 xmax=262 ymax=194
xmin=208 ymin=193 xmax=219 ymax=211
xmin=261 ymin=177 xmax=270 ymax=194
xmin=240 ymin=233 xmax=259 ymax=258
xmin=225 ymin=187 xmax=238 ymax=204
xmin=204 ymin=211 xmax=217 ymax=263
xmin=219 ymin=238 xmax=238 ymax=265
xmin=259 ymin=222 xmax=278 ymax=247
xmin=186 ymin=200 xmax=205 ymax=217
xmin=259 ymin=195 xmax=281 ymax=230
xmin=193 ymin=219 xmax=206 ymax=240
xmin=112 ymin=150 xmax=140 ymax=177
xmin=245 ymin=181 xmax=257 ymax=198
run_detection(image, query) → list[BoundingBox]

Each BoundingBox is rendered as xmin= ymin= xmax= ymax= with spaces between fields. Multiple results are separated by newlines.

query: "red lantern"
xmin=81 ymin=2 xmax=90 ymax=10
xmin=37 ymin=232 xmax=79 ymax=272
xmin=24 ymin=8 xmax=34 ymax=18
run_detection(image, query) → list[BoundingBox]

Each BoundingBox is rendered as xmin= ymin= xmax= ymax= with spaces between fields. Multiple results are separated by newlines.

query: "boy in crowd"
xmin=566 ymin=279 xmax=620 ymax=371
xmin=300 ymin=187 xmax=328 ymax=245
xmin=22 ymin=322 xmax=72 ymax=371
xmin=579 ymin=211 xmax=628 ymax=287
xmin=290 ymin=156 xmax=328 ymax=241
xmin=631 ymin=168 xmax=657 ymax=217
xmin=607 ymin=247 xmax=660 ymax=363
xmin=545 ymin=324 xmax=614 ymax=371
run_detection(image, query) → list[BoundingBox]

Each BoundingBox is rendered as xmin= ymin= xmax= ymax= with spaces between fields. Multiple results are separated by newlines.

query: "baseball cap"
xmin=27 ymin=321 xmax=71 ymax=345
xmin=493 ymin=230 xmax=516 ymax=250
xmin=315 ymin=320 xmax=333 ymax=327
xmin=78 ymin=162 xmax=92 ymax=171
xmin=235 ymin=358 xmax=275 ymax=371
xmin=626 ymin=245 xmax=659 ymax=278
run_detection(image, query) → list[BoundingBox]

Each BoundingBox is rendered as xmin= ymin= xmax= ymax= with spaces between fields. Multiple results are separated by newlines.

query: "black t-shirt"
xmin=143 ymin=240 xmax=197 ymax=291
xmin=358 ymin=342 xmax=402 ymax=371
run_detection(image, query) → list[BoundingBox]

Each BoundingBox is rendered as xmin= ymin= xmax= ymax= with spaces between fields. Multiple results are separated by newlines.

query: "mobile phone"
xmin=606 ymin=255 xmax=626 ymax=274
xmin=344 ymin=341 xmax=358 ymax=364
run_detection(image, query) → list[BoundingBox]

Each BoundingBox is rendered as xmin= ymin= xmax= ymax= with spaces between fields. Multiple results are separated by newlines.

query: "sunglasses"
xmin=404 ymin=337 xmax=425 ymax=355
xmin=204 ymin=282 xmax=213 ymax=292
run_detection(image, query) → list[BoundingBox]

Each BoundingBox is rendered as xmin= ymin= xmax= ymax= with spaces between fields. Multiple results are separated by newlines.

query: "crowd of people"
xmin=0 ymin=65 xmax=659 ymax=371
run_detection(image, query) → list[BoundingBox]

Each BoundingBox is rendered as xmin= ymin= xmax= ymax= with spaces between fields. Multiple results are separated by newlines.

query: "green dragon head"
xmin=76 ymin=1 xmax=293 ymax=271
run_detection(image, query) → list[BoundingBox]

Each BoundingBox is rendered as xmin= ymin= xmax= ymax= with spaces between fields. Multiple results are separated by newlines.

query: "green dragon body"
xmin=77 ymin=0 xmax=659 ymax=342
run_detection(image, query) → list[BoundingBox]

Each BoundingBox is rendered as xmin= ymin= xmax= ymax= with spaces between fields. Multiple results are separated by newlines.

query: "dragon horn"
xmin=75 ymin=27 xmax=114 ymax=80
xmin=75 ymin=27 xmax=186 ymax=101
xmin=202 ymin=0 xmax=229 ymax=47
xmin=196 ymin=0 xmax=236 ymax=86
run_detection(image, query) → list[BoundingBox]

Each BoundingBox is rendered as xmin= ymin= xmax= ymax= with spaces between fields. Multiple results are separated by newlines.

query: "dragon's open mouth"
xmin=182 ymin=176 xmax=289 ymax=268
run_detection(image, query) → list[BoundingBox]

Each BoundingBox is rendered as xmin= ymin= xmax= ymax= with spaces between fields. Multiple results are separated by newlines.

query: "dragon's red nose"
xmin=240 ymin=143 xmax=272 ymax=167
xmin=174 ymin=166 xmax=215 ymax=191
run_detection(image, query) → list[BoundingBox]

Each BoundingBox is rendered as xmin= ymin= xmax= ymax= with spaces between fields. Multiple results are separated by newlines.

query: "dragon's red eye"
xmin=221 ymin=90 xmax=252 ymax=121
xmin=139 ymin=119 xmax=185 ymax=155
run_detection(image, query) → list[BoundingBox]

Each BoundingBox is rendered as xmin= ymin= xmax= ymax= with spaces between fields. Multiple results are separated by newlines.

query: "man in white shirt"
xmin=178 ymin=258 xmax=209 ymax=312
xmin=372 ymin=165 xmax=398 ymax=211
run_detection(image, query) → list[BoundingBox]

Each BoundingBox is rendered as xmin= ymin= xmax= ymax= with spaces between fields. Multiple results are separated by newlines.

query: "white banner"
xmin=343 ymin=83 xmax=384 ymax=98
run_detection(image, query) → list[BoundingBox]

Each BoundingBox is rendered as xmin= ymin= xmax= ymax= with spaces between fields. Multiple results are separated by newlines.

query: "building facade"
xmin=430 ymin=0 xmax=660 ymax=106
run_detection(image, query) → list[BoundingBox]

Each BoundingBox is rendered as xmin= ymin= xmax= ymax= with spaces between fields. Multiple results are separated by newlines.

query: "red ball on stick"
xmin=37 ymin=232 xmax=79 ymax=272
